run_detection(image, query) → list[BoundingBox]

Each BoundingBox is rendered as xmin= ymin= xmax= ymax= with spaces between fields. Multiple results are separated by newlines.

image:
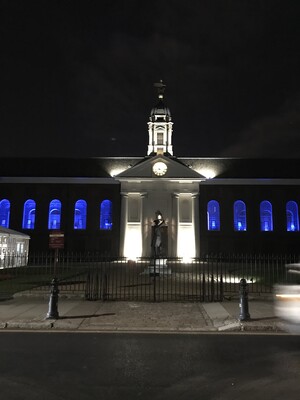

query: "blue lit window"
xmin=100 ymin=200 xmax=113 ymax=230
xmin=260 ymin=201 xmax=273 ymax=231
xmin=74 ymin=199 xmax=87 ymax=229
xmin=234 ymin=200 xmax=247 ymax=231
xmin=0 ymin=199 xmax=10 ymax=228
xmin=48 ymin=199 xmax=62 ymax=230
xmin=22 ymin=199 xmax=36 ymax=229
xmin=207 ymin=200 xmax=220 ymax=231
xmin=286 ymin=201 xmax=299 ymax=232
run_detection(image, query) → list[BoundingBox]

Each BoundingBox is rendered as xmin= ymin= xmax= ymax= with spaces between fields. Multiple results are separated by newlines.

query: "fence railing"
xmin=1 ymin=252 xmax=299 ymax=301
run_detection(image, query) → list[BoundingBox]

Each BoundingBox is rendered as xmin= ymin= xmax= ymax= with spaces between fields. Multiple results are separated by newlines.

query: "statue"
xmin=154 ymin=80 xmax=166 ymax=100
xmin=151 ymin=210 xmax=165 ymax=258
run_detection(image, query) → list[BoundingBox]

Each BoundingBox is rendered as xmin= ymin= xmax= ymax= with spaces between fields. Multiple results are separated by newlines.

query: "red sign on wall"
xmin=49 ymin=231 xmax=65 ymax=249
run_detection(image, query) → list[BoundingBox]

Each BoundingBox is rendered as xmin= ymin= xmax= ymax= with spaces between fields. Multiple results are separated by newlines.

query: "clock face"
xmin=152 ymin=161 xmax=167 ymax=176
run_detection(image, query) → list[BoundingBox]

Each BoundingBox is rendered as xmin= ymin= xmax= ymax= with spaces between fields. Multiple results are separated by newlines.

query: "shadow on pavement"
xmin=58 ymin=313 xmax=116 ymax=320
xmin=248 ymin=316 xmax=279 ymax=322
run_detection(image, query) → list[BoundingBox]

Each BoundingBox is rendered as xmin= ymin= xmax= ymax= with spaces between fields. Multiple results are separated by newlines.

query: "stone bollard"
xmin=238 ymin=278 xmax=250 ymax=321
xmin=46 ymin=277 xmax=59 ymax=319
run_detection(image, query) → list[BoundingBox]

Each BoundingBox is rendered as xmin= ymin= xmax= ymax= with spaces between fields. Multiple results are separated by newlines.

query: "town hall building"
xmin=1 ymin=82 xmax=300 ymax=259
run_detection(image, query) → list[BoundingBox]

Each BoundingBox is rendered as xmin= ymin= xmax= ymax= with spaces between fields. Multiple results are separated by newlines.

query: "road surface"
xmin=0 ymin=332 xmax=299 ymax=399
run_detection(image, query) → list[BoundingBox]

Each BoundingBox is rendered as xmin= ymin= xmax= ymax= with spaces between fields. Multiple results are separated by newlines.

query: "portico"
xmin=117 ymin=82 xmax=204 ymax=259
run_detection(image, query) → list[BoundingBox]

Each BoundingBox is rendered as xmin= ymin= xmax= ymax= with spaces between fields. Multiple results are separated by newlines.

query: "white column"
xmin=192 ymin=193 xmax=200 ymax=257
xmin=120 ymin=193 xmax=128 ymax=257
xmin=140 ymin=193 xmax=147 ymax=257
xmin=172 ymin=193 xmax=179 ymax=258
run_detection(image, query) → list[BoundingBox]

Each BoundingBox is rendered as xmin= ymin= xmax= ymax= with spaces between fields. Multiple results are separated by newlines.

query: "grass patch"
xmin=0 ymin=266 xmax=88 ymax=296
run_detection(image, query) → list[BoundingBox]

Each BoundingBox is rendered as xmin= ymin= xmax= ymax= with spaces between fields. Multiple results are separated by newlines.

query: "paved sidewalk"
xmin=0 ymin=294 xmax=290 ymax=333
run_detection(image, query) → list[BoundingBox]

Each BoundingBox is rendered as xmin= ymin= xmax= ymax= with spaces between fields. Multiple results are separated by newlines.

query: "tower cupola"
xmin=147 ymin=80 xmax=174 ymax=156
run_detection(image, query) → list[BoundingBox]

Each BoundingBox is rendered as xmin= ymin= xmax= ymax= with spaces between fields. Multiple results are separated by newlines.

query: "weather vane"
xmin=154 ymin=80 xmax=166 ymax=100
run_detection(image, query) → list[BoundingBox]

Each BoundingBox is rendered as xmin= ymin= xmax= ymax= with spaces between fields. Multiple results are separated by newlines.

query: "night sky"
xmin=2 ymin=0 xmax=300 ymax=158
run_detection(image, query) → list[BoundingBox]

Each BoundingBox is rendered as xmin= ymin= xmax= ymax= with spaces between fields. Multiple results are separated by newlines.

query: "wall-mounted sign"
xmin=49 ymin=231 xmax=64 ymax=249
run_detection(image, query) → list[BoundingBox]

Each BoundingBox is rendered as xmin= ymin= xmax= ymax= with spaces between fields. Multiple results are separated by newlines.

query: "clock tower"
xmin=147 ymin=81 xmax=173 ymax=156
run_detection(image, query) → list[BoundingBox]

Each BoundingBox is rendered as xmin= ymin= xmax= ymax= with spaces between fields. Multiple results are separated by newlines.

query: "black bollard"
xmin=238 ymin=278 xmax=250 ymax=321
xmin=46 ymin=277 xmax=59 ymax=319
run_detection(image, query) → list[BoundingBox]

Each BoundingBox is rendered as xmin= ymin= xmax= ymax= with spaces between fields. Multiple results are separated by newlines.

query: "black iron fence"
xmin=1 ymin=252 xmax=300 ymax=301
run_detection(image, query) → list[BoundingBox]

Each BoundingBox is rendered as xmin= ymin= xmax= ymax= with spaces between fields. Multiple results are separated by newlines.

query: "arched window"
xmin=0 ymin=199 xmax=10 ymax=228
xmin=157 ymin=130 xmax=164 ymax=145
xmin=234 ymin=200 xmax=247 ymax=231
xmin=48 ymin=199 xmax=62 ymax=230
xmin=74 ymin=199 xmax=87 ymax=229
xmin=286 ymin=201 xmax=299 ymax=232
xmin=207 ymin=200 xmax=220 ymax=231
xmin=260 ymin=201 xmax=273 ymax=231
xmin=22 ymin=199 xmax=36 ymax=229
xmin=100 ymin=200 xmax=112 ymax=230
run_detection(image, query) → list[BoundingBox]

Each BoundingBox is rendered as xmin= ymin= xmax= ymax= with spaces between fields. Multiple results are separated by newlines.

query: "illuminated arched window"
xmin=100 ymin=200 xmax=112 ymax=230
xmin=260 ymin=201 xmax=273 ymax=231
xmin=22 ymin=199 xmax=36 ymax=229
xmin=234 ymin=200 xmax=247 ymax=231
xmin=286 ymin=201 xmax=299 ymax=232
xmin=48 ymin=199 xmax=62 ymax=230
xmin=0 ymin=199 xmax=10 ymax=228
xmin=207 ymin=200 xmax=220 ymax=231
xmin=74 ymin=199 xmax=87 ymax=229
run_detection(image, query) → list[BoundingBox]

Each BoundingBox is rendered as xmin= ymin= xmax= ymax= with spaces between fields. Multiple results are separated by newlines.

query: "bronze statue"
xmin=151 ymin=210 xmax=165 ymax=258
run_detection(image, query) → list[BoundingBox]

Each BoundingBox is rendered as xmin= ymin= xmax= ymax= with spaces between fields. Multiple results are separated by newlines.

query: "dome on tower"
xmin=150 ymin=99 xmax=172 ymax=121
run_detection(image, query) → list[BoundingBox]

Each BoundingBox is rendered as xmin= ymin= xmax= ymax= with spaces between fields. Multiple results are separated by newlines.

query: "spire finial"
xmin=154 ymin=80 xmax=166 ymax=100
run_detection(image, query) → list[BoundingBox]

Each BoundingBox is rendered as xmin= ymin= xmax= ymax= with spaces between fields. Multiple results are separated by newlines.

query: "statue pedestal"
xmin=144 ymin=258 xmax=171 ymax=276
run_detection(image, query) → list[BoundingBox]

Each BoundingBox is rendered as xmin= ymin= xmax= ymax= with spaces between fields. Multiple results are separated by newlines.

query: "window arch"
xmin=100 ymin=200 xmax=113 ymax=230
xmin=207 ymin=200 xmax=220 ymax=231
xmin=157 ymin=130 xmax=164 ymax=145
xmin=48 ymin=199 xmax=62 ymax=230
xmin=286 ymin=201 xmax=299 ymax=232
xmin=0 ymin=199 xmax=10 ymax=228
xmin=74 ymin=199 xmax=87 ymax=229
xmin=22 ymin=199 xmax=36 ymax=229
xmin=260 ymin=201 xmax=273 ymax=231
xmin=234 ymin=200 xmax=247 ymax=231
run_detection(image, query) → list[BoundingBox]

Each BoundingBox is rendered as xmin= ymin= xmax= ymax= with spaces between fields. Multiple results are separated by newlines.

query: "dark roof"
xmin=179 ymin=158 xmax=300 ymax=179
xmin=0 ymin=157 xmax=141 ymax=178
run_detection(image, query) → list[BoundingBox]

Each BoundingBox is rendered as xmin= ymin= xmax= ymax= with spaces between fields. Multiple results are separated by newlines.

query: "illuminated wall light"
xmin=109 ymin=168 xmax=128 ymax=177
xmin=197 ymin=168 xmax=217 ymax=179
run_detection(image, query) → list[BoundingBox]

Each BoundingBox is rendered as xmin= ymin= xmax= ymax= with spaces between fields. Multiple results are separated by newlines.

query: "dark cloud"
xmin=1 ymin=0 xmax=300 ymax=157
xmin=221 ymin=93 xmax=300 ymax=158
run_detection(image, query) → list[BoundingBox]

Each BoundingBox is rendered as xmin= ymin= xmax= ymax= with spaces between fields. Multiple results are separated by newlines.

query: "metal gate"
xmin=85 ymin=258 xmax=225 ymax=302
